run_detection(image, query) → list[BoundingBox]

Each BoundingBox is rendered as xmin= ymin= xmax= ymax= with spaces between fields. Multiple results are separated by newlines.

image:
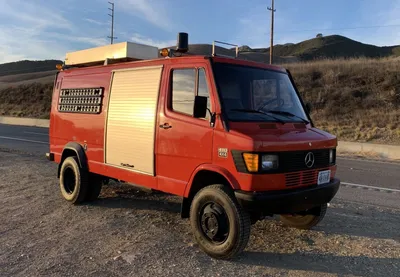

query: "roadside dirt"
xmin=0 ymin=150 xmax=399 ymax=277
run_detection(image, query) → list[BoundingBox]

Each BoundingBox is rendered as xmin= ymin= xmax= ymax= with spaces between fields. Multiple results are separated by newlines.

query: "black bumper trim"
xmin=234 ymin=178 xmax=340 ymax=214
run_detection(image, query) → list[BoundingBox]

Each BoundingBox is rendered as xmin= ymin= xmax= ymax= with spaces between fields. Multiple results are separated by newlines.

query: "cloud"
xmin=0 ymin=0 xmax=72 ymax=31
xmin=130 ymin=33 xmax=175 ymax=48
xmin=0 ymin=0 xmax=112 ymax=63
xmin=84 ymin=18 xmax=108 ymax=26
xmin=118 ymin=0 xmax=174 ymax=31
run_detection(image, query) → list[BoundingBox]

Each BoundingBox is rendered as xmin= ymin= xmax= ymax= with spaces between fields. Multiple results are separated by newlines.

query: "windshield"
xmin=212 ymin=62 xmax=308 ymax=123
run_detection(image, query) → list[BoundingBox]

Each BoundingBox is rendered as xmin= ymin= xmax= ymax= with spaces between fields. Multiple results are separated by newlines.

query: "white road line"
xmin=341 ymin=182 xmax=400 ymax=193
xmin=0 ymin=136 xmax=48 ymax=145
xmin=24 ymin=131 xmax=48 ymax=136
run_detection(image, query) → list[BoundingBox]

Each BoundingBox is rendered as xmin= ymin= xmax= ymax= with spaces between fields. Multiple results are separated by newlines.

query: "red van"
xmin=47 ymin=33 xmax=340 ymax=259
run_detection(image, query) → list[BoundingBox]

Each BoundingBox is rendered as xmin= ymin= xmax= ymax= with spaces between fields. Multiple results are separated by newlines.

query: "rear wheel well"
xmin=181 ymin=170 xmax=233 ymax=218
xmin=58 ymin=150 xmax=77 ymax=176
xmin=57 ymin=144 xmax=87 ymax=178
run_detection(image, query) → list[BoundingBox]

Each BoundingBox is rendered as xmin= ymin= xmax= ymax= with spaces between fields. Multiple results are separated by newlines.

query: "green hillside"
xmin=239 ymin=35 xmax=400 ymax=60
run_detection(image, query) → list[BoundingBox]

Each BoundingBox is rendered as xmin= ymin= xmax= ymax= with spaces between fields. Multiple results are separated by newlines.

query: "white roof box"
xmin=65 ymin=41 xmax=159 ymax=66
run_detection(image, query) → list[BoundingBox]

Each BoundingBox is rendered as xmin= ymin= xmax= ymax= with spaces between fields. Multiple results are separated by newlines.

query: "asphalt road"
xmin=1 ymin=123 xmax=399 ymax=210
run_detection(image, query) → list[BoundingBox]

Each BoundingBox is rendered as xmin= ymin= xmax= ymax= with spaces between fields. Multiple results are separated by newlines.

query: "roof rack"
xmin=64 ymin=42 xmax=159 ymax=67
xmin=212 ymin=41 xmax=239 ymax=58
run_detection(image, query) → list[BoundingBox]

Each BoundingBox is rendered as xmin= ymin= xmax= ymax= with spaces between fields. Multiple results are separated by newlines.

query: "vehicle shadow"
xmin=87 ymin=184 xmax=182 ymax=214
xmin=90 ymin=182 xmax=400 ymax=241
xmin=307 ymin=203 xmax=400 ymax=241
xmin=237 ymin=252 xmax=399 ymax=277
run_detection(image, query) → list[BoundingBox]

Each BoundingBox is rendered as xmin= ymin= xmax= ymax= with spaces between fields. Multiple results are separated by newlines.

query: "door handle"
xmin=159 ymin=123 xmax=172 ymax=129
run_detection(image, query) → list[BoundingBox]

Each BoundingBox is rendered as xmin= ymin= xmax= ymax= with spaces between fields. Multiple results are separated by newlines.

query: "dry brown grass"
xmin=0 ymin=83 xmax=53 ymax=119
xmin=284 ymin=57 xmax=400 ymax=144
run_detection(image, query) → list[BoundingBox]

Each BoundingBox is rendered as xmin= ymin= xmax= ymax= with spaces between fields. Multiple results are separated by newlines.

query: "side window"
xmin=172 ymin=69 xmax=196 ymax=116
xmin=197 ymin=68 xmax=211 ymax=119
xmin=171 ymin=67 xmax=211 ymax=119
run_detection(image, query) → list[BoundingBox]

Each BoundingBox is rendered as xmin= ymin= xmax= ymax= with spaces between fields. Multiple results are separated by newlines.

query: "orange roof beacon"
xmin=47 ymin=33 xmax=340 ymax=260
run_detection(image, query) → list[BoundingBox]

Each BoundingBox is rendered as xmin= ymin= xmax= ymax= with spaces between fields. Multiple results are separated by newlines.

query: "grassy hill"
xmin=236 ymin=35 xmax=400 ymax=61
xmin=0 ymin=60 xmax=62 ymax=77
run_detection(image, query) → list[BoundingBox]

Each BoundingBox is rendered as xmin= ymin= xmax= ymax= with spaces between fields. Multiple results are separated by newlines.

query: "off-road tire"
xmin=189 ymin=184 xmax=251 ymax=260
xmin=84 ymin=174 xmax=105 ymax=202
xmin=59 ymin=156 xmax=89 ymax=204
xmin=280 ymin=203 xmax=328 ymax=230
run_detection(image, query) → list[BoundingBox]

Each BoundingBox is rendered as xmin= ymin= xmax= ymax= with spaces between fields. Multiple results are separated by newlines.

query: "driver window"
xmin=253 ymin=79 xmax=277 ymax=110
xmin=278 ymin=80 xmax=295 ymax=109
xmin=253 ymin=79 xmax=295 ymax=111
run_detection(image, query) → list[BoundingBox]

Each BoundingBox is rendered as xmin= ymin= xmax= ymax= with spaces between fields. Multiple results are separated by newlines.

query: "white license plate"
xmin=317 ymin=170 xmax=331 ymax=185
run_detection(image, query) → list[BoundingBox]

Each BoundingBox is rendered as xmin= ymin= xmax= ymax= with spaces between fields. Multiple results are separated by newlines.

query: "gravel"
xmin=0 ymin=150 xmax=399 ymax=277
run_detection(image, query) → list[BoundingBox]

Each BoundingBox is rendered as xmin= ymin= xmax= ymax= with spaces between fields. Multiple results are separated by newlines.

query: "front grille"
xmin=231 ymin=148 xmax=333 ymax=174
xmin=285 ymin=168 xmax=329 ymax=187
xmin=280 ymin=149 xmax=330 ymax=172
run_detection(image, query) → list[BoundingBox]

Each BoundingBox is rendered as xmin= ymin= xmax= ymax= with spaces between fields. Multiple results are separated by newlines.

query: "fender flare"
xmin=183 ymin=164 xmax=240 ymax=198
xmin=57 ymin=142 xmax=88 ymax=178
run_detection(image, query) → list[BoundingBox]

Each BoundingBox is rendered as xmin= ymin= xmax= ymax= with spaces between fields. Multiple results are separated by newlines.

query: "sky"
xmin=0 ymin=0 xmax=399 ymax=63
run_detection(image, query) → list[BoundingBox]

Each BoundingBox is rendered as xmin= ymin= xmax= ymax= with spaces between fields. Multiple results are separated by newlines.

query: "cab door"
xmin=156 ymin=62 xmax=215 ymax=196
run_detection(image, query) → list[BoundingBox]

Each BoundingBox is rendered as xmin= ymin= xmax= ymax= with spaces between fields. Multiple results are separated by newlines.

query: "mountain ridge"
xmin=0 ymin=35 xmax=399 ymax=77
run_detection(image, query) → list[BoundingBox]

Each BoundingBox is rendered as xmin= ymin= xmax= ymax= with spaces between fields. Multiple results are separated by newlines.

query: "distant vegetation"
xmin=0 ymin=60 xmax=62 ymax=77
xmin=234 ymin=35 xmax=400 ymax=61
xmin=284 ymin=57 xmax=400 ymax=144
xmin=0 ymin=35 xmax=399 ymax=144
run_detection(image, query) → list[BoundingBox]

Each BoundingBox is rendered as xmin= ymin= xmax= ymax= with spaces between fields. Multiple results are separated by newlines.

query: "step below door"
xmin=105 ymin=65 xmax=163 ymax=176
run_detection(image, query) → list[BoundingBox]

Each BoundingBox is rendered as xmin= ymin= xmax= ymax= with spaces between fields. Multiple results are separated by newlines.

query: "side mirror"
xmin=193 ymin=95 xmax=208 ymax=118
xmin=305 ymin=102 xmax=312 ymax=114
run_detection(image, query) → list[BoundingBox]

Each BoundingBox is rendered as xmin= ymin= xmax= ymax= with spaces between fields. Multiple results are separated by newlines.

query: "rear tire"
xmin=189 ymin=185 xmax=251 ymax=260
xmin=84 ymin=174 xmax=105 ymax=202
xmin=59 ymin=156 xmax=88 ymax=204
xmin=279 ymin=203 xmax=328 ymax=230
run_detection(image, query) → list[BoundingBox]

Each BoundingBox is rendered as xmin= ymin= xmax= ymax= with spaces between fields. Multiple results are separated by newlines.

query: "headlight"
xmin=329 ymin=149 xmax=336 ymax=164
xmin=261 ymin=155 xmax=279 ymax=170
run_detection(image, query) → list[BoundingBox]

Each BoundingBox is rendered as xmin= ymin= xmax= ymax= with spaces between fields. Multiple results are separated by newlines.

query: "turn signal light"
xmin=56 ymin=64 xmax=63 ymax=70
xmin=243 ymin=153 xmax=259 ymax=172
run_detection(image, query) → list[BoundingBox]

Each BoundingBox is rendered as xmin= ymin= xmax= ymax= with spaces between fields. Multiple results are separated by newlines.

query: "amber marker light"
xmin=160 ymin=48 xmax=170 ymax=57
xmin=243 ymin=153 xmax=259 ymax=172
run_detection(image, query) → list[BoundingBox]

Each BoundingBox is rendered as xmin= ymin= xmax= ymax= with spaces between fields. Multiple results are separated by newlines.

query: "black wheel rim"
xmin=198 ymin=202 xmax=230 ymax=244
xmin=63 ymin=167 xmax=76 ymax=195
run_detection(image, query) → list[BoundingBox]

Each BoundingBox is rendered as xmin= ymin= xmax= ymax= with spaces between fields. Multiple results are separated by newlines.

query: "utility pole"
xmin=108 ymin=2 xmax=117 ymax=44
xmin=267 ymin=0 xmax=276 ymax=64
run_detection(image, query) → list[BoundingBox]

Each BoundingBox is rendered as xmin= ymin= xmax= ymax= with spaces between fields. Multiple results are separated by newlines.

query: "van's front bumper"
xmin=234 ymin=178 xmax=340 ymax=214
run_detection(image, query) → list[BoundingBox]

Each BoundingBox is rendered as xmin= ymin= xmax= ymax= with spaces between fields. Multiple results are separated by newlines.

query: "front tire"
xmin=189 ymin=185 xmax=251 ymax=260
xmin=59 ymin=156 xmax=88 ymax=204
xmin=279 ymin=203 xmax=328 ymax=230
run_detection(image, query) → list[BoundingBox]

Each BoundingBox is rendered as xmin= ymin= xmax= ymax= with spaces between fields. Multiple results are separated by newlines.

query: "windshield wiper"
xmin=263 ymin=110 xmax=309 ymax=124
xmin=229 ymin=109 xmax=285 ymax=124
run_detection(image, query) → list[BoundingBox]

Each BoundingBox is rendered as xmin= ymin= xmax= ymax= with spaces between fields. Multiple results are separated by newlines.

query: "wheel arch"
xmin=181 ymin=164 xmax=240 ymax=218
xmin=57 ymin=142 xmax=88 ymax=178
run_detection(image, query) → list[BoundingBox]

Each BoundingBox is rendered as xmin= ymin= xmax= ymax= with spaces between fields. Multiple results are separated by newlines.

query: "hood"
xmin=227 ymin=122 xmax=337 ymax=152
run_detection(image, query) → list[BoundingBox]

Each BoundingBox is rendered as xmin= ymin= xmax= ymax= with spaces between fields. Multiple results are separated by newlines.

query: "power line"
xmin=267 ymin=0 xmax=276 ymax=64
xmin=107 ymin=2 xmax=117 ymax=44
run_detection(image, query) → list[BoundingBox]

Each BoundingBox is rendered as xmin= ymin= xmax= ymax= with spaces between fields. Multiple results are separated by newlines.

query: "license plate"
xmin=317 ymin=170 xmax=331 ymax=185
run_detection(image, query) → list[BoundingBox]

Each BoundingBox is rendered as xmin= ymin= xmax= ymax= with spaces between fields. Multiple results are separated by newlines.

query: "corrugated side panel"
xmin=105 ymin=66 xmax=163 ymax=175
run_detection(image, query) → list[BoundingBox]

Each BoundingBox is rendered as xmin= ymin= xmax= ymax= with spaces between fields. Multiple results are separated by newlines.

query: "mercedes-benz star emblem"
xmin=305 ymin=152 xmax=315 ymax=168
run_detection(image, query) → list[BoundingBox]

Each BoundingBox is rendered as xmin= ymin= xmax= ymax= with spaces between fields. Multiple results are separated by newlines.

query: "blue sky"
xmin=0 ymin=0 xmax=399 ymax=63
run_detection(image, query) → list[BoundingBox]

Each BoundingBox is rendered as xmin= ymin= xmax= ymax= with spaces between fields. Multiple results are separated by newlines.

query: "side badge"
xmin=218 ymin=148 xmax=228 ymax=158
